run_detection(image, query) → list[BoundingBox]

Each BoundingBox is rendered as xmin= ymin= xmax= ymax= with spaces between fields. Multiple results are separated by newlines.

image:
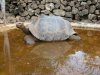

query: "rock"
xmin=60 ymin=0 xmax=67 ymax=5
xmin=46 ymin=0 xmax=60 ymax=3
xmin=78 ymin=0 xmax=87 ymax=1
xmin=95 ymin=10 xmax=100 ymax=15
xmin=19 ymin=11 xmax=28 ymax=17
xmin=81 ymin=20 xmax=92 ymax=23
xmin=55 ymin=3 xmax=60 ymax=9
xmin=38 ymin=4 xmax=45 ymax=10
xmin=41 ymin=0 xmax=46 ymax=4
xmin=98 ymin=0 xmax=100 ymax=2
xmin=49 ymin=13 xmax=54 ymax=16
xmin=60 ymin=4 xmax=65 ymax=10
xmin=45 ymin=3 xmax=54 ymax=11
xmin=25 ymin=15 xmax=31 ymax=20
xmin=75 ymin=14 xmax=80 ymax=20
xmin=24 ymin=0 xmax=28 ymax=3
xmin=19 ymin=0 xmax=24 ymax=3
xmin=19 ymin=17 xmax=26 ymax=22
xmin=7 ymin=16 xmax=16 ymax=23
xmin=78 ymin=9 xmax=88 ymax=16
xmin=65 ymin=18 xmax=73 ymax=22
xmin=97 ymin=16 xmax=100 ymax=20
xmin=31 ymin=16 xmax=38 ymax=23
xmin=36 ymin=1 xmax=40 ymax=5
xmin=41 ymin=10 xmax=50 ymax=15
xmin=81 ymin=2 xmax=87 ymax=6
xmin=89 ymin=5 xmax=96 ymax=14
xmin=10 ymin=7 xmax=19 ymax=15
xmin=69 ymin=1 xmax=75 ymax=7
xmin=27 ymin=3 xmax=32 ymax=9
xmin=78 ymin=11 xmax=83 ymax=16
xmin=28 ymin=9 xmax=34 ymax=16
xmin=20 ymin=11 xmax=28 ymax=17
xmin=18 ymin=5 xmax=24 ymax=12
xmin=28 ymin=0 xmax=32 ymax=3
xmin=96 ymin=3 xmax=100 ymax=9
xmin=65 ymin=6 xmax=71 ymax=12
xmin=88 ymin=14 xmax=96 ymax=20
xmin=65 ymin=12 xmax=72 ymax=18
xmin=87 ymin=0 xmax=92 ymax=5
xmin=91 ymin=0 xmax=97 ymax=4
xmin=53 ymin=9 xmax=65 ymax=16
xmin=75 ymin=2 xmax=80 ymax=8
xmin=82 ymin=9 xmax=88 ymax=15
xmin=72 ymin=7 xmax=78 ymax=14
xmin=46 ymin=0 xmax=53 ymax=3
xmin=94 ymin=0 xmax=98 ymax=2
xmin=34 ymin=9 xmax=41 ymax=14
xmin=53 ymin=0 xmax=60 ymax=4
xmin=5 ymin=13 xmax=13 ymax=19
xmin=78 ymin=7 xmax=83 ymax=11
xmin=16 ymin=16 xmax=21 ymax=22
xmin=21 ymin=3 xmax=26 ymax=7
xmin=85 ymin=4 xmax=90 ymax=9
xmin=1 ymin=0 xmax=99 ymax=23
xmin=31 ymin=3 xmax=38 ymax=9
xmin=12 ymin=0 xmax=18 ymax=4
xmin=97 ymin=20 xmax=100 ymax=24
xmin=92 ymin=20 xmax=97 ymax=23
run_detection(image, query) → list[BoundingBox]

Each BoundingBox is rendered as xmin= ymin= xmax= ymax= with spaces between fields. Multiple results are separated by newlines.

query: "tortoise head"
xmin=16 ymin=22 xmax=25 ymax=29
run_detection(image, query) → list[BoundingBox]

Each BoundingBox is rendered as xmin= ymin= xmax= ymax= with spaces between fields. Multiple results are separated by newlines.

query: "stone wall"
xmin=0 ymin=0 xmax=100 ymax=23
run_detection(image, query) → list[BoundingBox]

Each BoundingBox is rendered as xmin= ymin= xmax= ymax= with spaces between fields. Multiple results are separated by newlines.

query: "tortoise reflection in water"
xmin=30 ymin=42 xmax=72 ymax=59
xmin=16 ymin=15 xmax=81 ymax=45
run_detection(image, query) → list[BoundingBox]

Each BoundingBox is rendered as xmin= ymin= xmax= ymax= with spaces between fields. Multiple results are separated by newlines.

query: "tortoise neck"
xmin=21 ymin=27 xmax=31 ymax=35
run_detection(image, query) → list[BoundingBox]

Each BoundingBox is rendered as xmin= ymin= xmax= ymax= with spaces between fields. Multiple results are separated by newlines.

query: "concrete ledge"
xmin=72 ymin=22 xmax=100 ymax=31
xmin=0 ymin=22 xmax=100 ymax=32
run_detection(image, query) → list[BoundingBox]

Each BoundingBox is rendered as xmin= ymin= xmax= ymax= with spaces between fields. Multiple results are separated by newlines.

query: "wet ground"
xmin=0 ymin=29 xmax=100 ymax=75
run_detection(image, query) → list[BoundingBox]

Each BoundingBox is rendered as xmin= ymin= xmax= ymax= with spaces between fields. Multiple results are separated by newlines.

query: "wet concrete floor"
xmin=0 ymin=29 xmax=100 ymax=75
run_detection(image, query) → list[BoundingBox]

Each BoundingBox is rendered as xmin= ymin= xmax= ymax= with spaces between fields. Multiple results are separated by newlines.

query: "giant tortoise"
xmin=16 ymin=15 xmax=81 ymax=45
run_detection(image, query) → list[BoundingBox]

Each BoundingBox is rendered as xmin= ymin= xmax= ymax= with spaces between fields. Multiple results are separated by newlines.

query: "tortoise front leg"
xmin=24 ymin=35 xmax=34 ymax=45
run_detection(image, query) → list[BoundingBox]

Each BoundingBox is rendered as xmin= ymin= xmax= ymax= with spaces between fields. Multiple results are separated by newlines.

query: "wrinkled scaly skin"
xmin=16 ymin=23 xmax=39 ymax=45
xmin=16 ymin=23 xmax=81 ymax=45
xmin=69 ymin=34 xmax=81 ymax=42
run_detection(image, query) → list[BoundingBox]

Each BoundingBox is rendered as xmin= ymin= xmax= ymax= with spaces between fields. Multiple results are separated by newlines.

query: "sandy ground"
xmin=0 ymin=22 xmax=100 ymax=32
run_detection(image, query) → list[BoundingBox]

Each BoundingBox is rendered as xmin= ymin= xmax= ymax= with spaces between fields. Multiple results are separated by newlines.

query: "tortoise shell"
xmin=29 ymin=15 xmax=76 ymax=41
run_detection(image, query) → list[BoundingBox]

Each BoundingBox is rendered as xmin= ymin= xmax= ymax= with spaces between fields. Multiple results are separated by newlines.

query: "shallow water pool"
xmin=0 ymin=29 xmax=100 ymax=75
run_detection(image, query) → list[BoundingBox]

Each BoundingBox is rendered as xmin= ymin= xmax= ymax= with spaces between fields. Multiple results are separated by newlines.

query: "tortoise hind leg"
xmin=69 ymin=34 xmax=81 ymax=41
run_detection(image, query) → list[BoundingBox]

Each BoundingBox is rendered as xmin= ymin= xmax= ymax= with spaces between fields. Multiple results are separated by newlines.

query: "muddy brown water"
xmin=0 ymin=29 xmax=100 ymax=75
